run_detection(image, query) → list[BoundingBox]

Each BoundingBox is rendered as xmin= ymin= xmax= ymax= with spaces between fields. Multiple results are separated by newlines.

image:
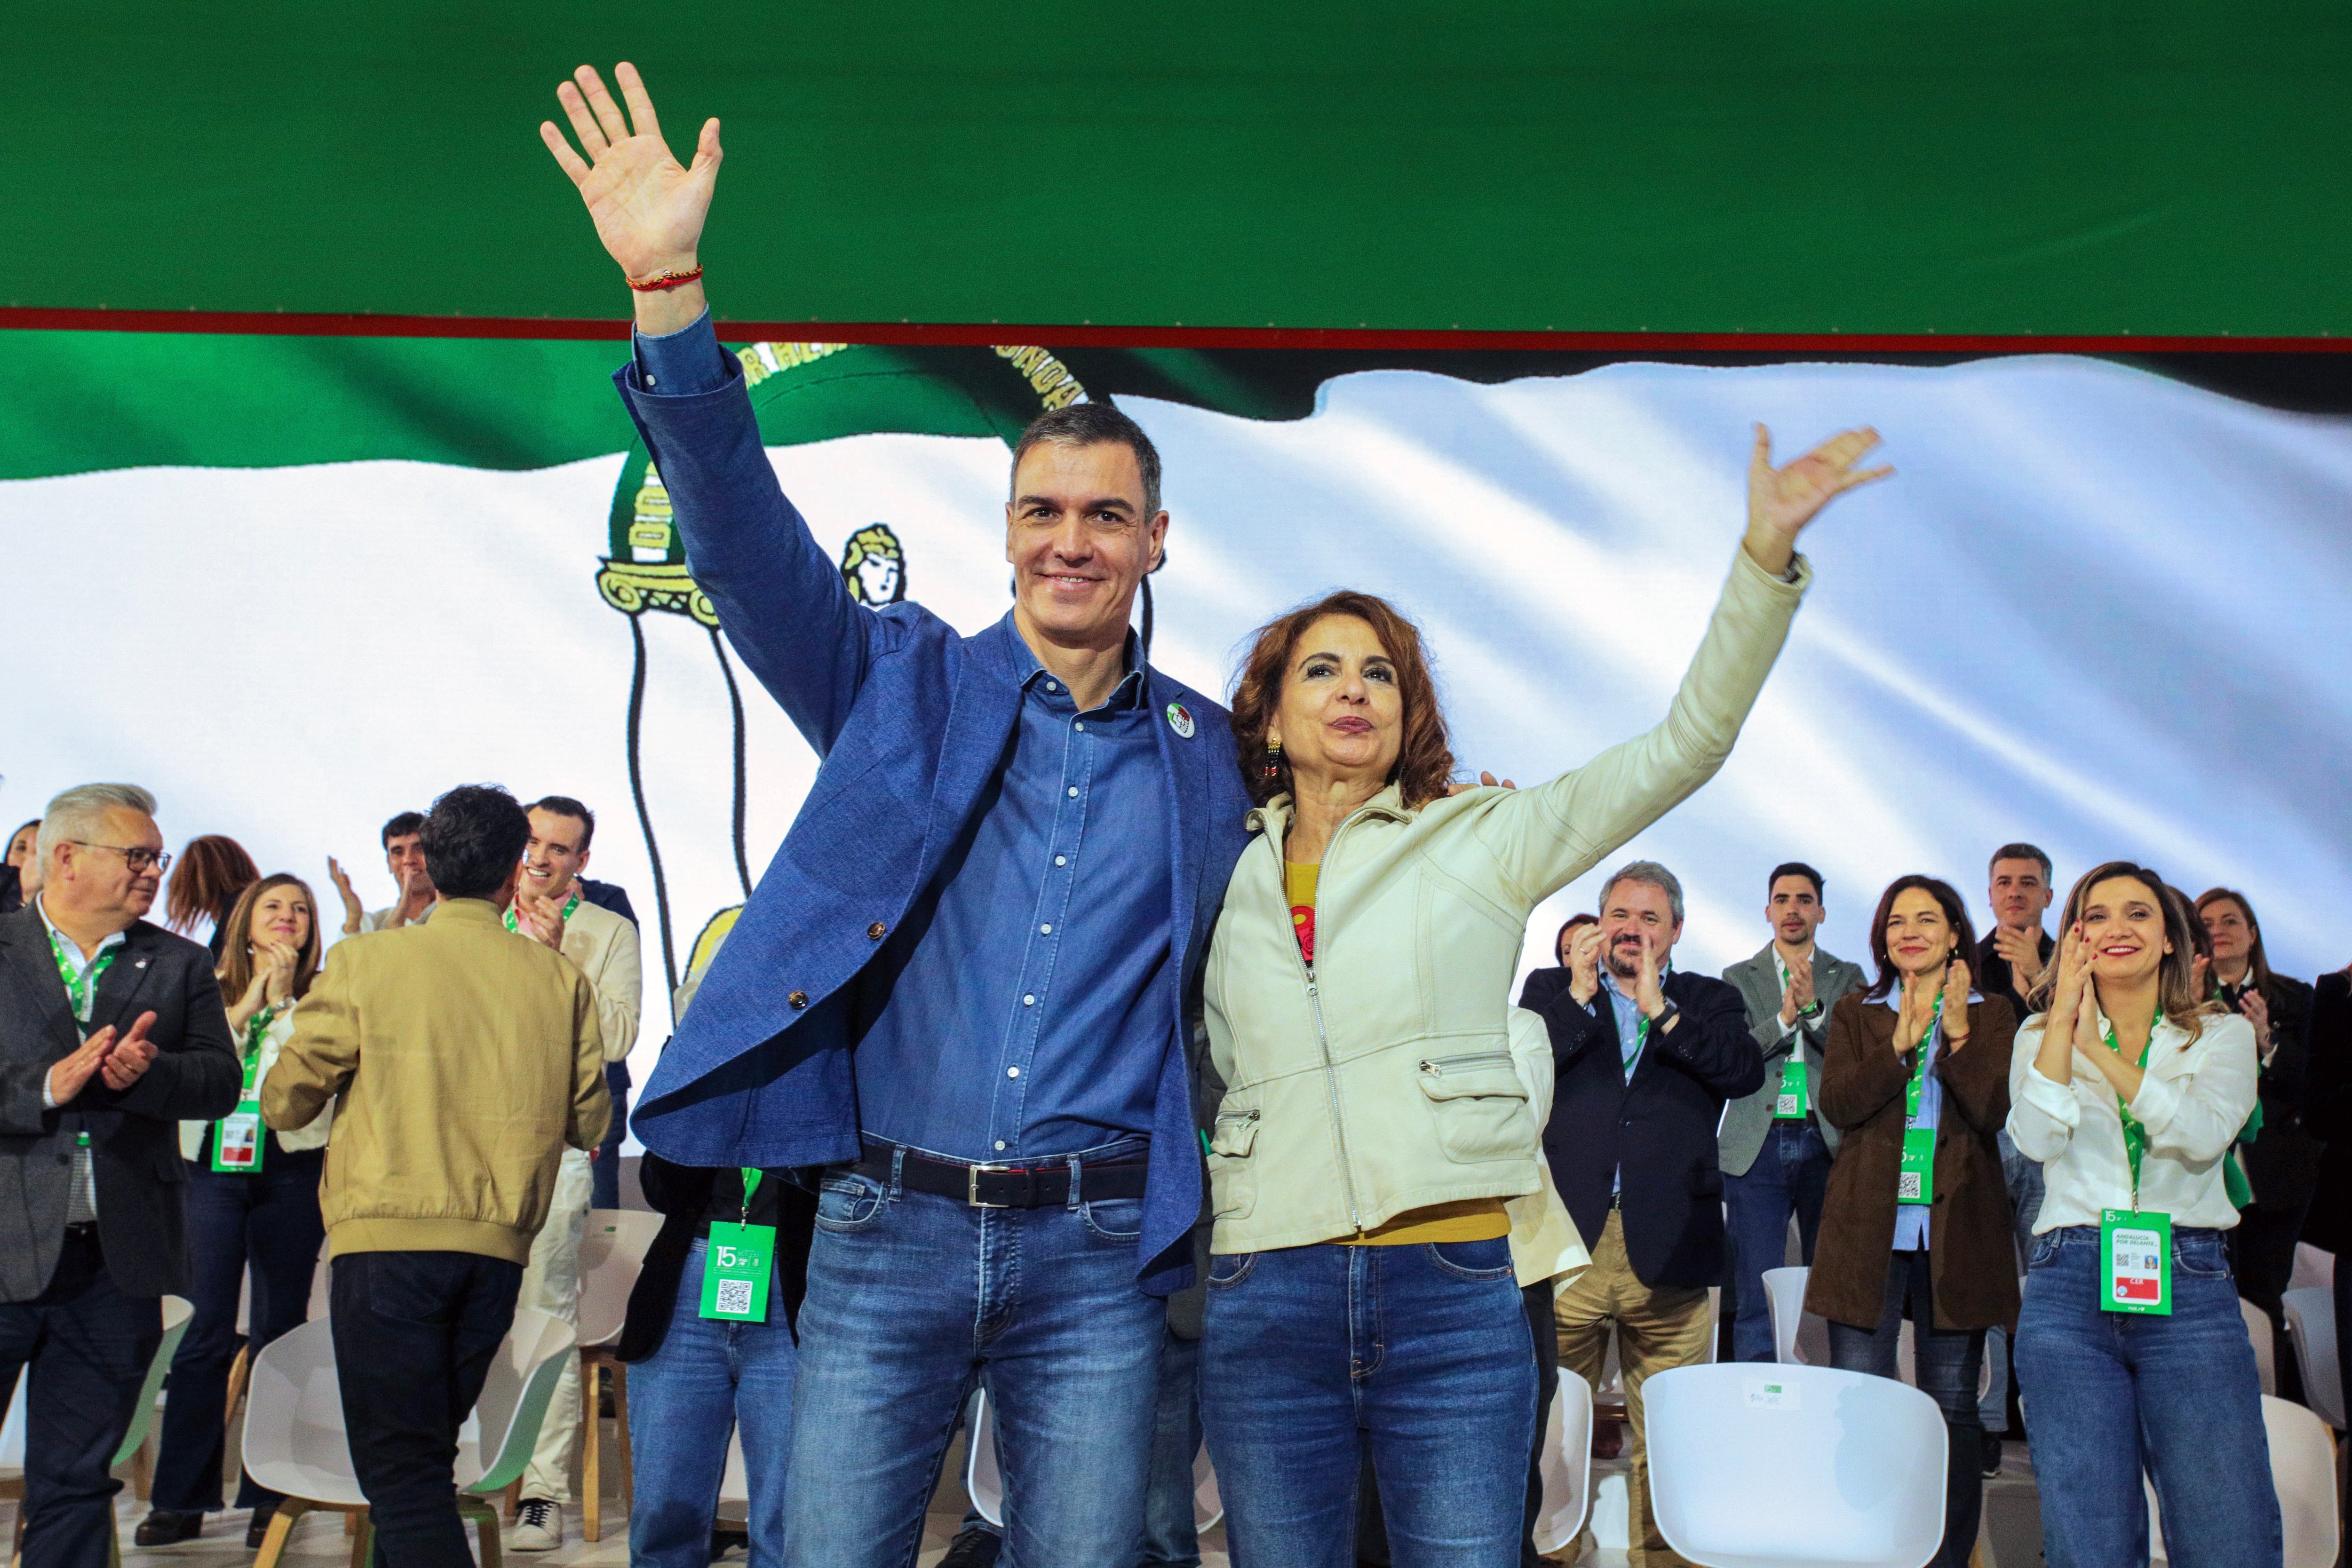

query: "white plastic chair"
xmin=963 ymin=1388 xmax=1223 ymax=1534
xmin=576 ymin=1208 xmax=664 ymax=1541
xmin=2290 ymin=1244 xmax=2334 ymax=1294
xmin=1533 ymin=1368 xmax=1596 ymax=1556
xmin=1761 ymin=1267 xmax=1829 ymax=1367
xmin=2147 ymin=1395 xmax=2338 ymax=1568
xmin=2241 ymin=1295 xmax=2277 ymax=1398
xmin=241 ymin=1307 xmax=576 ymax=1568
xmin=1645 ymin=1362 xmax=1947 ymax=1568
xmin=2281 ymin=1287 xmax=2342 ymax=1430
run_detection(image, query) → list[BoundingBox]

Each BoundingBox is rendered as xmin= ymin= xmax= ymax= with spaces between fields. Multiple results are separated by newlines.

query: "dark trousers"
xmin=590 ymin=1063 xmax=628 ymax=1211
xmin=151 ymin=1150 xmax=327 ymax=1511
xmin=1521 ymin=1280 xmax=1556 ymax=1568
xmin=2229 ymin=1199 xmax=2312 ymax=1405
xmin=0 ymin=1229 xmax=164 ymax=1568
xmin=1828 ymin=1250 xmax=1985 ymax=1568
xmin=329 ymin=1251 xmax=522 ymax=1568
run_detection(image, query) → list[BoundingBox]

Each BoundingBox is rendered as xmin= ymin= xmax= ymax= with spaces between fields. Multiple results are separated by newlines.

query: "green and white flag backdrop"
xmin=5 ymin=337 xmax=2348 ymax=1135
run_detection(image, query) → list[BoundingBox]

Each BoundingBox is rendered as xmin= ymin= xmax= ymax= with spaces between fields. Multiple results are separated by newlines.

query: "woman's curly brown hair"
xmin=1227 ymin=590 xmax=1456 ymax=810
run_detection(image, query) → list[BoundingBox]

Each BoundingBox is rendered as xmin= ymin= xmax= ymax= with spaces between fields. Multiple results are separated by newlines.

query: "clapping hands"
xmin=46 ymin=1011 xmax=160 ymax=1103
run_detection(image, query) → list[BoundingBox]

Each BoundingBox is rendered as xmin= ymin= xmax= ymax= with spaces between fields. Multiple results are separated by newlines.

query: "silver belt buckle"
xmin=969 ymin=1163 xmax=1010 ymax=1208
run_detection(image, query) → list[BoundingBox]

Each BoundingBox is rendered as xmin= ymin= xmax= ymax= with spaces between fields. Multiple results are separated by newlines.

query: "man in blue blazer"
xmin=546 ymin=64 xmax=1254 ymax=1567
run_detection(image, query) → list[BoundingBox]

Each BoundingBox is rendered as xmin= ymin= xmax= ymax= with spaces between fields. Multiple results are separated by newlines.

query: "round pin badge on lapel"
xmin=1165 ymin=702 xmax=1196 ymax=739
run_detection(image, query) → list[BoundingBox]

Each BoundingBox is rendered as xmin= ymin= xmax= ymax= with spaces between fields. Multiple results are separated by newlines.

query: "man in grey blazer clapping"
xmin=1718 ymin=863 xmax=1867 ymax=1363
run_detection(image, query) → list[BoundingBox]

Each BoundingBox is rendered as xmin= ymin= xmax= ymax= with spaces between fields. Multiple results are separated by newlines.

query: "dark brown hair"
xmin=2194 ymin=887 xmax=2272 ymax=991
xmin=166 ymin=835 xmax=259 ymax=935
xmin=1554 ymin=911 xmax=1599 ymax=964
xmin=2026 ymin=861 xmax=2220 ymax=1040
xmin=1864 ymin=874 xmax=1979 ymax=1001
xmin=1227 ymin=590 xmax=1456 ymax=810
xmin=214 ymin=873 xmax=322 ymax=1004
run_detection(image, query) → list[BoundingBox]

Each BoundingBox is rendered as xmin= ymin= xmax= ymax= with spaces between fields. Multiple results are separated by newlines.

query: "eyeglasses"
xmin=67 ymin=841 xmax=172 ymax=874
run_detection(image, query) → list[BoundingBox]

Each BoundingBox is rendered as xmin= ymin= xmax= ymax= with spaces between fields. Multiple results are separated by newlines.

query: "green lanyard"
xmin=2102 ymin=1010 xmax=2161 ymax=1204
xmin=504 ymin=889 xmax=581 ymax=934
xmin=740 ymin=1167 xmax=763 ymax=1216
xmin=1895 ymin=995 xmax=1943 ymax=1204
xmin=702 ymin=1168 xmax=776 ymax=1323
xmin=45 ymin=927 xmax=119 ymax=1025
xmin=1903 ymin=996 xmax=1943 ymax=1121
xmin=244 ymin=1002 xmax=279 ymax=1062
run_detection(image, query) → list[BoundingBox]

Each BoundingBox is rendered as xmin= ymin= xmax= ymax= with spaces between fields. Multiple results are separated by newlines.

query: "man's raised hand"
xmin=46 ymin=1031 xmax=113 ymax=1106
xmin=98 ymin=1013 xmax=159 ymax=1091
xmin=540 ymin=64 xmax=720 ymax=301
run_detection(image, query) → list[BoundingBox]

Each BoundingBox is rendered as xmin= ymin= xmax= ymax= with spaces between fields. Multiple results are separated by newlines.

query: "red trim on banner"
xmin=1 ymin=306 xmax=2349 ymax=354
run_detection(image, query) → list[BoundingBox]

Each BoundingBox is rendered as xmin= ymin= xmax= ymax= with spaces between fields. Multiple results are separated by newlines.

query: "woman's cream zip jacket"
xmin=1203 ymin=546 xmax=1811 ymax=1258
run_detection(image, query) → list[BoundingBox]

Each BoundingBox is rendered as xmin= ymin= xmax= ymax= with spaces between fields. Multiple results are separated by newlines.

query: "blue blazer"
xmin=614 ymin=361 xmax=1252 ymax=1293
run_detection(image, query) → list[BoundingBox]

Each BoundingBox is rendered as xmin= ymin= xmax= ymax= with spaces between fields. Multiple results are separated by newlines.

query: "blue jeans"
xmin=1723 ymin=1121 xmax=1830 ymax=1362
xmin=151 ymin=1148 xmax=328 ymax=1512
xmin=1200 ymin=1238 xmax=1536 ymax=1568
xmin=1979 ymin=1132 xmax=2046 ymax=1433
xmin=2015 ymin=1226 xmax=2282 ymax=1568
xmin=784 ymin=1145 xmax=1164 ymax=1568
xmin=1827 ymin=1250 xmax=1984 ymax=1568
xmin=628 ymin=1239 xmax=795 ymax=1568
xmin=592 ymin=1064 xmax=629 ymax=1211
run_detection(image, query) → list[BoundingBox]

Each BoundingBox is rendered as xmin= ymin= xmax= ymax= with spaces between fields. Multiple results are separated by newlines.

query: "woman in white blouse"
xmin=2006 ymin=861 xmax=2279 ymax=1568
xmin=141 ymin=874 xmax=332 ymax=1548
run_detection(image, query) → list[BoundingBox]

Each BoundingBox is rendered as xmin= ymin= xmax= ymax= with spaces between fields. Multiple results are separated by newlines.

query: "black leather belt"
xmin=853 ymin=1141 xmax=1149 ymax=1208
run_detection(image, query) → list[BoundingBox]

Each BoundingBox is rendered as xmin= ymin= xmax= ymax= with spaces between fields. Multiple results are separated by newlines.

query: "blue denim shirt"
xmin=636 ymin=315 xmax=1173 ymax=1162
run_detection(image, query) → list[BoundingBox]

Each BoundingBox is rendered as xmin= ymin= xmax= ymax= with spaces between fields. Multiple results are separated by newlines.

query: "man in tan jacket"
xmin=263 ymin=784 xmax=606 ymax=1568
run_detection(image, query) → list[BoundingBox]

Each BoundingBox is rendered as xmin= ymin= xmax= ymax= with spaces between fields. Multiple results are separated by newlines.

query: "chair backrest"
xmin=1760 ymin=1267 xmax=1830 ymax=1367
xmin=2241 ymin=1296 xmax=2277 ymax=1398
xmin=2282 ymin=1287 xmax=2343 ymax=1430
xmin=1534 ymin=1369 xmax=1596 ymax=1556
xmin=110 ymin=1294 xmax=194 ymax=1466
xmin=2290 ymin=1243 xmax=2335 ymax=1294
xmin=0 ymin=1367 xmax=24 ymax=1477
xmin=1646 ymin=1363 xmax=1947 ymax=1568
xmin=618 ymin=1155 xmax=653 ymax=1213
xmin=962 ymin=1387 xmax=1221 ymax=1535
xmin=720 ymin=1427 xmax=748 ymax=1505
xmin=576 ymin=1210 xmax=665 ymax=1349
xmin=240 ymin=1318 xmax=370 ymax=1507
xmin=2147 ymin=1395 xmax=2339 ymax=1568
xmin=463 ymin=1307 xmax=578 ymax=1494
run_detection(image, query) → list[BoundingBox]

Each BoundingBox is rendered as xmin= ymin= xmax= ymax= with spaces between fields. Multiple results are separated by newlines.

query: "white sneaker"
xmin=510 ymin=1498 xmax=565 ymax=1552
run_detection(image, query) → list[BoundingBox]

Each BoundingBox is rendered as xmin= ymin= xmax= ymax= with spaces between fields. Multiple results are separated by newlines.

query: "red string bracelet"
xmin=627 ymin=265 xmax=705 ymax=293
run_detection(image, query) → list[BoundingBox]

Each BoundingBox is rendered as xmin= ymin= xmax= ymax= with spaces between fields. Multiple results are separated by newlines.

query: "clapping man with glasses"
xmin=0 ymin=784 xmax=239 ymax=1568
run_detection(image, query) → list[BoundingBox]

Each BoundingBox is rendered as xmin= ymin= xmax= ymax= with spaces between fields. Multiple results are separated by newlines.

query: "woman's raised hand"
xmin=1742 ymin=425 xmax=1892 ymax=575
xmin=540 ymin=63 xmax=721 ymax=285
xmin=1939 ymin=958 xmax=1972 ymax=1047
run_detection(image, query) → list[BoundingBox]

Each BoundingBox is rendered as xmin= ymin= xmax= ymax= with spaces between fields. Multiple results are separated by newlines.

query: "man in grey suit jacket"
xmin=1717 ymin=863 xmax=1866 ymax=1363
xmin=0 ymin=785 xmax=239 ymax=1568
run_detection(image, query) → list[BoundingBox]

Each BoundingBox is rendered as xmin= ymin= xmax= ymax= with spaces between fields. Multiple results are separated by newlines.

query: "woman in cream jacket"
xmin=142 ymin=873 xmax=332 ymax=1547
xmin=1199 ymin=425 xmax=1889 ymax=1567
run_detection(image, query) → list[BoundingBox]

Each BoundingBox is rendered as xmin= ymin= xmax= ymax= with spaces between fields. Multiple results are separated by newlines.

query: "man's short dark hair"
xmin=526 ymin=795 xmax=595 ymax=852
xmin=1010 ymin=402 xmax=1163 ymax=518
xmin=1989 ymin=843 xmax=2053 ymax=882
xmin=419 ymin=786 xmax=530 ymax=901
xmin=1768 ymin=862 xmax=1825 ymax=902
xmin=380 ymin=810 xmax=425 ymax=848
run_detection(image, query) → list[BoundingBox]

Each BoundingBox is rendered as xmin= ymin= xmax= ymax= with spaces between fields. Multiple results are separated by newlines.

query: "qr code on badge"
xmin=1898 ymin=1172 xmax=1923 ymax=1201
xmin=714 ymin=1279 xmax=753 ymax=1315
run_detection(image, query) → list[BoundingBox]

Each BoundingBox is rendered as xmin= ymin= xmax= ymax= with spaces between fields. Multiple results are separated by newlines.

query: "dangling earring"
xmin=1258 ymin=735 xmax=1287 ymax=789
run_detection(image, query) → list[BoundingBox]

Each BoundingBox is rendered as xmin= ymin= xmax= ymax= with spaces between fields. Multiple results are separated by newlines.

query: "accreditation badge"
xmin=2099 ymin=1208 xmax=2172 ymax=1315
xmin=699 ymin=1222 xmax=776 ymax=1323
xmin=1897 ymin=1127 xmax=1936 ymax=1204
xmin=210 ymin=1053 xmax=266 ymax=1173
xmin=1774 ymin=1057 xmax=1809 ymax=1120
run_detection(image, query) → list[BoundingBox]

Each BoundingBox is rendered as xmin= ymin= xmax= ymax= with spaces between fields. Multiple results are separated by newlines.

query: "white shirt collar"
xmin=34 ymin=895 xmax=127 ymax=972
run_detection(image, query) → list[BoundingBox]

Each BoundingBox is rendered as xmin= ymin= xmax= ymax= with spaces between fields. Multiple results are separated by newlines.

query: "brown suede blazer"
xmin=1804 ymin=989 xmax=2020 ymax=1332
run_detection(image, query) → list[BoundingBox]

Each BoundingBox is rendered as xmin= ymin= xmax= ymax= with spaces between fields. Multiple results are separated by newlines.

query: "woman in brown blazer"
xmin=1808 ymin=874 xmax=2019 ymax=1568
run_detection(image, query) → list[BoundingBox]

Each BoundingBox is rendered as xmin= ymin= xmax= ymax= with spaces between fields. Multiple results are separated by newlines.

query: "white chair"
xmin=2147 ymin=1395 xmax=2339 ymax=1568
xmin=1533 ymin=1369 xmax=1596 ymax=1556
xmin=1645 ymin=1362 xmax=1947 ymax=1568
xmin=2281 ymin=1287 xmax=2343 ymax=1430
xmin=963 ymin=1388 xmax=1223 ymax=1535
xmin=2290 ymin=1244 xmax=2334 ymax=1294
xmin=117 ymin=1295 xmax=195 ymax=1500
xmin=576 ymin=1208 xmax=664 ymax=1542
xmin=2241 ymin=1295 xmax=2277 ymax=1398
xmin=241 ymin=1307 xmax=577 ymax=1568
xmin=1761 ymin=1267 xmax=1829 ymax=1367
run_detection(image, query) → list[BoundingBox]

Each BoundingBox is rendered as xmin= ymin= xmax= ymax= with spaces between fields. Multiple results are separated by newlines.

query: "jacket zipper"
xmin=1279 ymin=810 xmax=1371 ymax=1232
xmin=1419 ymin=1051 xmax=1517 ymax=1076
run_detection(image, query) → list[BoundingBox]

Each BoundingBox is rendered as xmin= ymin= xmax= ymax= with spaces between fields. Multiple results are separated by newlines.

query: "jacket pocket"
xmin=1416 ymin=1053 xmax=1532 ymax=1165
xmin=1208 ymin=1108 xmax=1260 ymax=1220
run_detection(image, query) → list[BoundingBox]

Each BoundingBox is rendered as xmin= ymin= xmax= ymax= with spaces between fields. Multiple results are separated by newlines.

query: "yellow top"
xmin=1286 ymin=858 xmax=1510 ymax=1246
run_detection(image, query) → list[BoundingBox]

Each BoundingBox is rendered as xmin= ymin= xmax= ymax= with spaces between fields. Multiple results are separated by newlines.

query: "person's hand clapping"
xmin=327 ymin=856 xmax=363 ymax=931
xmin=259 ymin=942 xmax=298 ymax=1006
xmin=1634 ymin=935 xmax=1668 ymax=1024
xmin=1992 ymin=925 xmax=2045 ymax=990
xmin=1894 ymin=966 xmax=1936 ymax=1053
xmin=2239 ymin=987 xmax=2273 ymax=1059
xmin=45 ymin=1031 xmax=114 ymax=1105
xmin=1566 ymin=924 xmax=1605 ymax=1007
xmin=515 ymin=889 xmax=569 ymax=952
xmin=96 ymin=1013 xmax=159 ymax=1091
xmin=541 ymin=63 xmax=721 ymax=329
xmin=1939 ymin=959 xmax=1972 ymax=1049
xmin=1780 ymin=951 xmax=1816 ymax=1026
